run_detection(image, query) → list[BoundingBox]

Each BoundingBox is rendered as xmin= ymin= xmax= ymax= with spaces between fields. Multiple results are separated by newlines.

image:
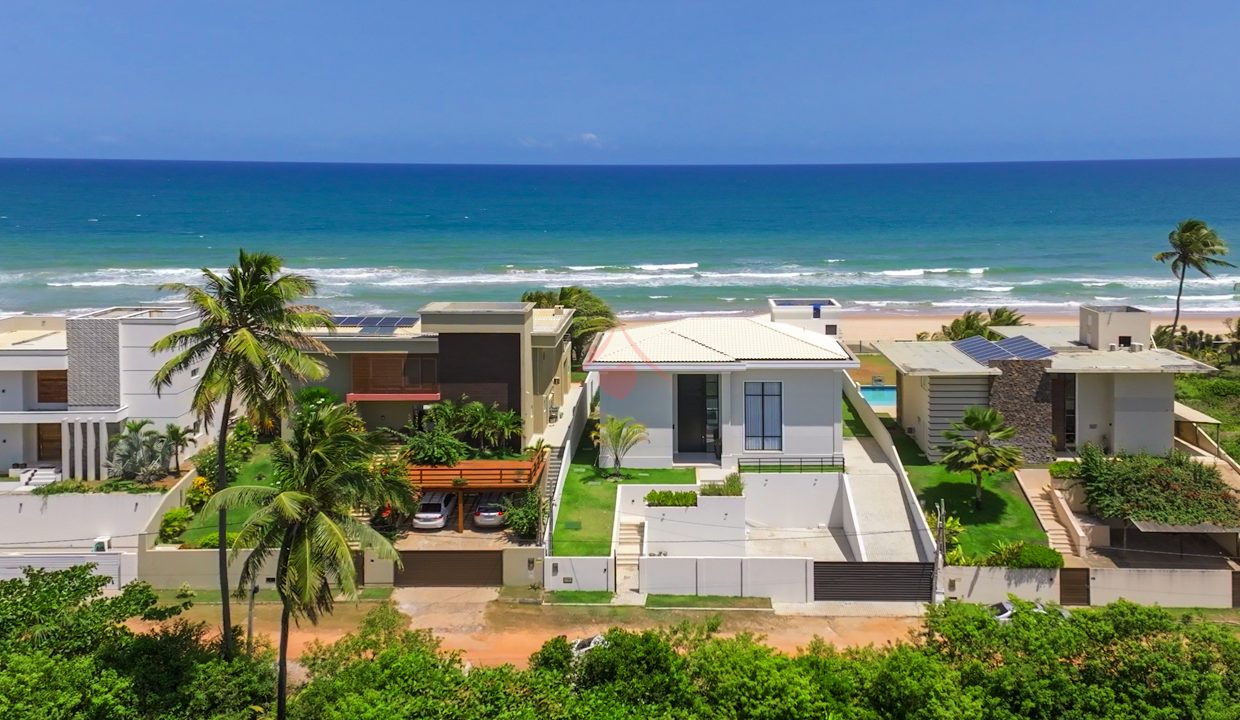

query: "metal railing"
xmin=408 ymin=453 xmax=546 ymax=489
xmin=737 ymin=456 xmax=846 ymax=474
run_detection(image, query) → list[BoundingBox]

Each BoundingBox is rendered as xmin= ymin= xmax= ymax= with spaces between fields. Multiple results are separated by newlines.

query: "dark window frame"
xmin=743 ymin=381 xmax=783 ymax=451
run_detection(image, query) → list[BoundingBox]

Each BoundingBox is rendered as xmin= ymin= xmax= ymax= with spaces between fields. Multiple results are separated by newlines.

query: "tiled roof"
xmin=586 ymin=317 xmax=851 ymax=365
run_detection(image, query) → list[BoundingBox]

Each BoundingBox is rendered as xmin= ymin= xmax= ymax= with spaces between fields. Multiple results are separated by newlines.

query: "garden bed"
xmin=179 ymin=443 xmax=277 ymax=547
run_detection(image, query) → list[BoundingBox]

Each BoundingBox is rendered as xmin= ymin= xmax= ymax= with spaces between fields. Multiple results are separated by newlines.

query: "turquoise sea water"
xmin=2 ymin=158 xmax=1240 ymax=317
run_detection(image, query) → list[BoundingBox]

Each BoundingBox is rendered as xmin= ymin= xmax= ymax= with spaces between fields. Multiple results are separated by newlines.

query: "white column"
xmin=86 ymin=419 xmax=97 ymax=481
xmin=719 ymin=372 xmax=732 ymax=464
xmin=73 ymin=420 xmax=84 ymax=480
xmin=59 ymin=418 xmax=70 ymax=473
xmin=97 ymin=421 xmax=110 ymax=480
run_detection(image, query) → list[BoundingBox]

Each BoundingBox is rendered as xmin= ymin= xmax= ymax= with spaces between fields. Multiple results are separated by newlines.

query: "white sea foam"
xmin=618 ymin=309 xmax=748 ymax=319
xmin=825 ymin=258 xmax=845 ymax=263
xmin=566 ymin=265 xmax=606 ymax=271
xmin=970 ymin=286 xmax=1014 ymax=292
xmin=634 ymin=262 xmax=699 ymax=271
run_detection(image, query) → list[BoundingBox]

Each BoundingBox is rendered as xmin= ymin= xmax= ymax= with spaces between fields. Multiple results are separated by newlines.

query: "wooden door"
xmin=36 ymin=424 xmax=61 ymax=462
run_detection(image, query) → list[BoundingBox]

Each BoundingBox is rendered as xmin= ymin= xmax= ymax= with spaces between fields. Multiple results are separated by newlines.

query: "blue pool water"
xmin=859 ymin=385 xmax=897 ymax=406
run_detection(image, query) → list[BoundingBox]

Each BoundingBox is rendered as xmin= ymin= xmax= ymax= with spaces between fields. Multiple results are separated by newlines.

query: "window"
xmin=812 ymin=305 xmax=821 ymax=319
xmin=1118 ymin=335 xmax=1132 ymax=347
xmin=823 ymin=324 xmax=838 ymax=335
xmin=744 ymin=382 xmax=782 ymax=451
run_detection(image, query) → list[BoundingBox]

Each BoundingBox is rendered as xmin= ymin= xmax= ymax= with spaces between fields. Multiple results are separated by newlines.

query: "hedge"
xmin=645 ymin=490 xmax=698 ymax=507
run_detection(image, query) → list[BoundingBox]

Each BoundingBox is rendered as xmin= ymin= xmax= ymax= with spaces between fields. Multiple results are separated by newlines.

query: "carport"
xmin=409 ymin=454 xmax=545 ymax=532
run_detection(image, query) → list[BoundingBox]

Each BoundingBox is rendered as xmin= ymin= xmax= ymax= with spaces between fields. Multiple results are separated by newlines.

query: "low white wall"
xmin=839 ymin=474 xmax=866 ymax=561
xmin=0 ymin=551 xmax=134 ymax=589
xmin=942 ymin=566 xmax=1059 ymax=604
xmin=639 ymin=555 xmax=812 ymax=603
xmin=138 ymin=545 xmax=281 ymax=590
xmin=843 ymin=376 xmax=936 ymax=561
xmin=1047 ymin=488 xmax=1088 ymax=557
xmin=0 ymin=491 xmax=169 ymax=549
xmin=1089 ymin=567 xmax=1233 ymax=608
xmin=743 ymin=472 xmax=842 ymax=529
xmin=544 ymin=555 xmax=612 ymax=592
xmin=642 ymin=496 xmax=746 ymax=557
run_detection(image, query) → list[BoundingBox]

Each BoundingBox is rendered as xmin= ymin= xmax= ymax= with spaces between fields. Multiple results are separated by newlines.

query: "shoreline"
xmin=617 ymin=307 xmax=1234 ymax=342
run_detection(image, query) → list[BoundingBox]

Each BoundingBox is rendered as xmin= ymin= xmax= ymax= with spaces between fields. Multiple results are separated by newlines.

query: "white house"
xmin=583 ymin=306 xmax=859 ymax=470
xmin=0 ymin=306 xmax=212 ymax=483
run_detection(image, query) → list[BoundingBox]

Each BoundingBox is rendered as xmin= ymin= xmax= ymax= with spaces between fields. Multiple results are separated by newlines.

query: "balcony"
xmin=408 ymin=454 xmax=546 ymax=492
xmin=348 ymin=353 xmax=440 ymax=403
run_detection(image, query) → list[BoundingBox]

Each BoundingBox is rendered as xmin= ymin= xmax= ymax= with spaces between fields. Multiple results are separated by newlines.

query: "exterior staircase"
xmin=26 ymin=467 xmax=61 ymax=486
xmin=1028 ymin=487 xmax=1076 ymax=556
xmin=543 ymin=445 xmax=567 ymax=503
xmin=616 ymin=519 xmax=644 ymax=567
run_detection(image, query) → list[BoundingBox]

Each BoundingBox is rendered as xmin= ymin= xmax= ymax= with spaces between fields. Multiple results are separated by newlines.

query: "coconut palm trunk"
xmin=215 ymin=392 xmax=235 ymax=659
xmin=1172 ymin=265 xmax=1186 ymax=335
xmin=275 ymin=526 xmax=295 ymax=720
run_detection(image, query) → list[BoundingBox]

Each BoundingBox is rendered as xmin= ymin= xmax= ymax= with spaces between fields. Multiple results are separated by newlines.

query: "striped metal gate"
xmin=1059 ymin=568 xmax=1091 ymax=606
xmin=812 ymin=562 xmax=934 ymax=602
xmin=394 ymin=550 xmax=504 ymax=587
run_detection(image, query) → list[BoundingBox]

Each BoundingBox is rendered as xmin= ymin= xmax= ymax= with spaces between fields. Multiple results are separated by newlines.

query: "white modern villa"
xmin=0 ymin=306 xmax=211 ymax=484
xmin=583 ymin=306 xmax=859 ymax=470
xmin=875 ymin=305 xmax=1215 ymax=462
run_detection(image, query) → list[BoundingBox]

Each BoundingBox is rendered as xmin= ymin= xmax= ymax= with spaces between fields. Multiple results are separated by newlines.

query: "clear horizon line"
xmin=2 ymin=154 xmax=1239 ymax=169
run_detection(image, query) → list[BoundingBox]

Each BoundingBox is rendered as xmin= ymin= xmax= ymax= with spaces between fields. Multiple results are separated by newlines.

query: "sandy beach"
xmin=618 ymin=308 xmax=1234 ymax=343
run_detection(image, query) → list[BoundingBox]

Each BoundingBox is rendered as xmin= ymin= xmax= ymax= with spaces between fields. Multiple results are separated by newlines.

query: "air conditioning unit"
xmin=1108 ymin=343 xmax=1117 ymax=351
xmin=93 ymin=536 xmax=111 ymax=552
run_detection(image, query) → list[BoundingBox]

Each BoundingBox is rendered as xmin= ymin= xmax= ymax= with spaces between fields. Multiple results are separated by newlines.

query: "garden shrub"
xmin=404 ymin=428 xmax=470 ymax=466
xmin=700 ymin=472 xmax=744 ymax=496
xmin=228 ymin=418 xmax=258 ymax=460
xmin=979 ymin=541 xmax=1064 ymax=568
xmin=503 ymin=489 xmax=545 ymax=540
xmin=1076 ymin=442 xmax=1240 ymax=527
xmin=158 ymin=507 xmax=193 ymax=543
xmin=190 ymin=443 xmax=243 ymax=487
xmin=188 ymin=531 xmax=244 ymax=549
xmin=645 ymin=490 xmax=698 ymax=507
xmin=95 ymin=479 xmax=164 ymax=494
xmin=185 ymin=476 xmax=214 ymax=511
xmin=1048 ymin=460 xmax=1079 ymax=480
xmin=30 ymin=480 xmax=91 ymax=496
xmin=294 ymin=386 xmax=340 ymax=413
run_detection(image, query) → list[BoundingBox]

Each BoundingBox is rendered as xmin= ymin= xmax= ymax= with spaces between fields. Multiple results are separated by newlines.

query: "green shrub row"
xmin=645 ymin=490 xmax=698 ymax=507
xmin=699 ymin=472 xmax=744 ymax=496
xmin=977 ymin=540 xmax=1065 ymax=568
xmin=30 ymin=478 xmax=165 ymax=496
xmin=158 ymin=507 xmax=193 ymax=543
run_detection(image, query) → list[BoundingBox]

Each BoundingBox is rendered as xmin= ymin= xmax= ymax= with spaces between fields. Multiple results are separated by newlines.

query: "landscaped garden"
xmin=883 ymin=417 xmax=1046 ymax=557
xmin=551 ymin=439 xmax=695 ymax=556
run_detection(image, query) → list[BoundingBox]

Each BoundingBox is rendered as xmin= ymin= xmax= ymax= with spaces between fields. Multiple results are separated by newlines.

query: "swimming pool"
xmin=859 ymin=385 xmax=897 ymax=406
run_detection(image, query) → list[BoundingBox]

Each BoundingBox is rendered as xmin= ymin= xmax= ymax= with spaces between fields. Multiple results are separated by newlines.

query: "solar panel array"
xmin=996 ymin=335 xmax=1056 ymax=360
xmin=332 ymin=315 xmax=418 ymax=328
xmin=952 ymin=334 xmax=1055 ymax=364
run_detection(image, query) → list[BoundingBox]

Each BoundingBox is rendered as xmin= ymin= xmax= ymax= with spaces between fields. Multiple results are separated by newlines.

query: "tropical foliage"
xmin=593 ymin=415 xmax=649 ymax=476
xmin=699 ymin=471 xmax=744 ymax=496
xmin=644 ymin=490 xmax=698 ymax=506
xmin=501 ymin=488 xmax=545 ymax=540
xmin=396 ymin=397 xmax=524 ymax=464
xmin=977 ymin=540 xmax=1064 ymax=568
xmin=203 ymin=401 xmax=412 ymax=719
xmin=1155 ymin=218 xmax=1234 ymax=334
xmin=152 ymin=249 xmax=332 ymax=659
xmin=939 ymin=407 xmax=1024 ymax=508
xmin=106 ymin=420 xmax=172 ymax=483
xmin=916 ymin=307 xmax=1028 ymax=341
xmin=520 ymin=285 xmax=618 ymax=364
xmin=1074 ymin=442 xmax=1240 ymax=528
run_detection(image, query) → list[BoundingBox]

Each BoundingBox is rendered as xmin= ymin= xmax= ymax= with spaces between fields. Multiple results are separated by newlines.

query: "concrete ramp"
xmin=843 ymin=436 xmax=922 ymax=562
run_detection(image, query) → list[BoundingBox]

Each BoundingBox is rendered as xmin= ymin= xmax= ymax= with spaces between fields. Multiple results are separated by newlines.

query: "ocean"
xmin=2 ymin=157 xmax=1240 ymax=318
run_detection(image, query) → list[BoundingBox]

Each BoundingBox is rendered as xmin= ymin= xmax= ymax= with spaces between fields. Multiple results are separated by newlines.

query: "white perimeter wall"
xmin=743 ymin=472 xmax=843 ymax=528
xmin=0 ymin=492 xmax=168 ymax=549
xmin=641 ymin=496 xmax=747 ymax=556
xmin=597 ymin=371 xmax=673 ymax=468
xmin=1090 ymin=567 xmax=1232 ymax=608
xmin=942 ymin=566 xmax=1059 ymax=604
xmin=0 ymin=551 xmax=135 ymax=589
xmin=544 ymin=555 xmax=612 ymax=592
xmin=640 ymin=555 xmax=812 ymax=603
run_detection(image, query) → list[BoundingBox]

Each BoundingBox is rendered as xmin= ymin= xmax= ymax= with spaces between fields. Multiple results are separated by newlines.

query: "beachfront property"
xmin=875 ymin=305 xmax=1215 ymax=463
xmin=300 ymin=301 xmax=575 ymax=444
xmin=583 ymin=300 xmax=857 ymax=469
xmin=0 ymin=306 xmax=212 ymax=484
xmin=766 ymin=297 xmax=843 ymax=338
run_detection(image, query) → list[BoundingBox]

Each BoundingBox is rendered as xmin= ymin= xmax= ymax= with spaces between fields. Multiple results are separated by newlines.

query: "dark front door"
xmin=677 ymin=375 xmax=707 ymax=453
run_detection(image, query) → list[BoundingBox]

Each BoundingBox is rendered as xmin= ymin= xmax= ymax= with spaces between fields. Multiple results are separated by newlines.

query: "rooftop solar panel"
xmin=377 ymin=317 xmax=400 ymax=327
xmin=332 ymin=315 xmax=364 ymax=327
xmin=359 ymin=316 xmax=382 ymax=327
xmin=952 ymin=335 xmax=1017 ymax=363
xmin=359 ymin=326 xmax=397 ymax=336
xmin=996 ymin=336 xmax=1056 ymax=360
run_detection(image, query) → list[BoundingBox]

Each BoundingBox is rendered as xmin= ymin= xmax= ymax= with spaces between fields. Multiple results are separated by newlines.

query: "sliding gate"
xmin=813 ymin=562 xmax=935 ymax=602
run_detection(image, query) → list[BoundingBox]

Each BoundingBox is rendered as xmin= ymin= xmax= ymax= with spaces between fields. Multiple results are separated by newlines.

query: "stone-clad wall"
xmin=66 ymin=318 xmax=121 ymax=409
xmin=987 ymin=359 xmax=1054 ymax=463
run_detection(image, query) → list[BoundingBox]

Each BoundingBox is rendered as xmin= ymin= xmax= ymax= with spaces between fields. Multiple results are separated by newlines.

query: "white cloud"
xmin=572 ymin=132 xmax=603 ymax=148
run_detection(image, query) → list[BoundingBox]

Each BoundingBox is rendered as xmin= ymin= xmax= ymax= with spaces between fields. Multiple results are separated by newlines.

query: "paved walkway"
xmin=1014 ymin=469 xmax=1078 ymax=557
xmin=842 ymin=436 xmax=921 ymax=562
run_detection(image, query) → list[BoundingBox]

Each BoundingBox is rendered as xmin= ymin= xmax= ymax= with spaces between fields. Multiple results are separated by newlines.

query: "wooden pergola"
xmin=408 ymin=453 xmax=547 ymax=532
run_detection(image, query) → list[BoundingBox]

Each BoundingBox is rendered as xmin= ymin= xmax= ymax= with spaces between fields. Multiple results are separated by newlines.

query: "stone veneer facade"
xmin=987 ymin=358 xmax=1054 ymax=464
xmin=66 ymin=318 xmax=121 ymax=409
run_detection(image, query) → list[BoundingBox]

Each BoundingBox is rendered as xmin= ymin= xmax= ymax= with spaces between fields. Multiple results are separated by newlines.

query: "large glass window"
xmin=744 ymin=382 xmax=782 ymax=451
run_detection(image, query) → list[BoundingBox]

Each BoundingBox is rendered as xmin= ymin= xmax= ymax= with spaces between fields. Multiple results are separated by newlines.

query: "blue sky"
xmin=4 ymin=1 xmax=1240 ymax=164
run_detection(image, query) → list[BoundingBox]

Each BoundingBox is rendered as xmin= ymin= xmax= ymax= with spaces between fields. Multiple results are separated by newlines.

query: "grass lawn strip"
xmin=544 ymin=590 xmax=614 ymax=604
xmin=645 ymin=594 xmax=771 ymax=609
xmin=181 ymin=443 xmax=278 ymax=545
xmin=551 ymin=444 xmax=695 ymax=556
xmin=882 ymin=418 xmax=1046 ymax=557
xmin=841 ymin=396 xmax=873 ymax=438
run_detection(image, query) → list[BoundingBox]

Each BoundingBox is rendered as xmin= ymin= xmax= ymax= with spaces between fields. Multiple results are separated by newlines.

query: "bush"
xmin=529 ymin=635 xmax=574 ymax=674
xmin=30 ymin=479 xmax=91 ymax=496
xmin=645 ymin=490 xmax=698 ymax=507
xmin=158 ymin=507 xmax=193 ymax=544
xmin=1076 ymin=443 xmax=1240 ymax=527
xmin=185 ymin=476 xmax=214 ymax=512
xmin=190 ymin=443 xmax=243 ymax=487
xmin=979 ymin=541 xmax=1064 ymax=568
xmin=1048 ymin=460 xmax=1079 ymax=480
xmin=503 ymin=489 xmax=545 ymax=540
xmin=294 ymin=386 xmax=340 ymax=413
xmin=229 ymin=418 xmax=258 ymax=460
xmin=95 ymin=479 xmax=164 ymax=494
xmin=404 ymin=428 xmax=470 ymax=466
xmin=188 ymin=531 xmax=244 ymax=549
xmin=700 ymin=472 xmax=744 ymax=496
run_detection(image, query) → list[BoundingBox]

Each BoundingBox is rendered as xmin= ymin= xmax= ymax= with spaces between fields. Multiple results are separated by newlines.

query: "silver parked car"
xmin=412 ymin=492 xmax=457 ymax=530
xmin=472 ymin=493 xmax=507 ymax=529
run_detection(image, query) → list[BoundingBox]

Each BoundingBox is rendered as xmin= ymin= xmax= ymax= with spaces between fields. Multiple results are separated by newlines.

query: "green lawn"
xmin=883 ymin=418 xmax=1046 ymax=557
xmin=848 ymin=353 xmax=897 ymax=386
xmin=1177 ymin=371 xmax=1240 ymax=459
xmin=545 ymin=590 xmax=614 ymax=604
xmin=645 ymin=594 xmax=771 ymax=609
xmin=842 ymin=396 xmax=872 ymax=438
xmin=551 ymin=444 xmax=695 ymax=556
xmin=571 ymin=370 xmax=589 ymax=384
xmin=181 ymin=443 xmax=278 ymax=546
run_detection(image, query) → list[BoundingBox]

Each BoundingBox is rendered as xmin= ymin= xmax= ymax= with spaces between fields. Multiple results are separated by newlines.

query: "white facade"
xmin=1076 ymin=372 xmax=1175 ymax=454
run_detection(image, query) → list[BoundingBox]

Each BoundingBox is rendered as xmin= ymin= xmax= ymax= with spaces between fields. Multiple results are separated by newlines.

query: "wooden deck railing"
xmin=408 ymin=452 xmax=547 ymax=490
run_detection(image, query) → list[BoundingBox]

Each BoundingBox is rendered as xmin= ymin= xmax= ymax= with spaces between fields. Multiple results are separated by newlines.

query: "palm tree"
xmin=985 ymin=307 xmax=1027 ymax=331
xmin=151 ymin=249 xmax=333 ymax=660
xmin=917 ymin=307 xmax=1028 ymax=341
xmin=592 ymin=416 xmax=649 ymax=477
xmin=1155 ymin=219 xmax=1234 ymax=333
xmin=491 ymin=409 xmax=523 ymax=450
xmin=939 ymin=407 xmax=1024 ymax=509
xmin=203 ymin=402 xmax=410 ymax=720
xmin=163 ymin=423 xmax=194 ymax=472
xmin=521 ymin=286 xmax=618 ymax=364
xmin=106 ymin=422 xmax=170 ymax=483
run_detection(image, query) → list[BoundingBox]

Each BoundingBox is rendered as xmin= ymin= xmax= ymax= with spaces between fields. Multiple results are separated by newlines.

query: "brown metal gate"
xmin=813 ymin=562 xmax=934 ymax=602
xmin=1232 ymin=572 xmax=1240 ymax=608
xmin=1059 ymin=567 xmax=1091 ymax=606
xmin=394 ymin=550 xmax=504 ymax=587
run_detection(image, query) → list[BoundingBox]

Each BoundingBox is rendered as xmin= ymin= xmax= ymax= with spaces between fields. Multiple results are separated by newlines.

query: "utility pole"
xmin=930 ymin=499 xmax=946 ymax=604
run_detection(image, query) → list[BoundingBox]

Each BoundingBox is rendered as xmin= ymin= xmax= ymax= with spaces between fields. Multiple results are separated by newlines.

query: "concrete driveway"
xmin=392 ymin=586 xmax=499 ymax=636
